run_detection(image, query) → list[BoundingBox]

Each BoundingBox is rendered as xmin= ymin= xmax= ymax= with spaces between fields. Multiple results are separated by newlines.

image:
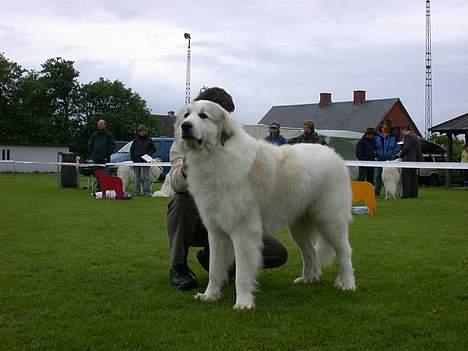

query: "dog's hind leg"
xmin=230 ymin=226 xmax=263 ymax=310
xmin=195 ymin=229 xmax=233 ymax=303
xmin=289 ymin=217 xmax=321 ymax=284
xmin=318 ymin=219 xmax=355 ymax=290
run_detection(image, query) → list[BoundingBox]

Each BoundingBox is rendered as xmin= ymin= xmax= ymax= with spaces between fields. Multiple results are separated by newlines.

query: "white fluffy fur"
xmin=382 ymin=160 xmax=401 ymax=200
xmin=117 ymin=160 xmax=162 ymax=192
xmin=176 ymin=100 xmax=356 ymax=310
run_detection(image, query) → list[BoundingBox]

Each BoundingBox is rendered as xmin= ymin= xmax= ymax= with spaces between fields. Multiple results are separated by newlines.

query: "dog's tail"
xmin=315 ymin=236 xmax=336 ymax=267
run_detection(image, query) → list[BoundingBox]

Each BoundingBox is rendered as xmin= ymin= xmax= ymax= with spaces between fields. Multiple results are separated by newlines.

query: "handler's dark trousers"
xmin=401 ymin=168 xmax=419 ymax=198
xmin=167 ymin=192 xmax=288 ymax=268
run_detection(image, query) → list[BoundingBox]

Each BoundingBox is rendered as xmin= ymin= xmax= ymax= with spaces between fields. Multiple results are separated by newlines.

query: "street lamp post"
xmin=184 ymin=33 xmax=191 ymax=104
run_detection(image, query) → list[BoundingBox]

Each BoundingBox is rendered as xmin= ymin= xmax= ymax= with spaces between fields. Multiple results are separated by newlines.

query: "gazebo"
xmin=429 ymin=112 xmax=468 ymax=185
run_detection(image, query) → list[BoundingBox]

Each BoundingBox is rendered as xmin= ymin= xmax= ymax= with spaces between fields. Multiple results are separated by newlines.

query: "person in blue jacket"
xmin=374 ymin=120 xmax=400 ymax=196
xmin=265 ymin=121 xmax=287 ymax=146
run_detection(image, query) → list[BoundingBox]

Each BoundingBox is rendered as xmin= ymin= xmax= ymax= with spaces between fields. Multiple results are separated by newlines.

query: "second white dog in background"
xmin=117 ymin=159 xmax=162 ymax=193
xmin=382 ymin=159 xmax=401 ymax=200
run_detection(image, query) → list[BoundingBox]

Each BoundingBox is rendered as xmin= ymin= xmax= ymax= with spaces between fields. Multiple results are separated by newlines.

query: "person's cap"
xmin=269 ymin=121 xmax=280 ymax=128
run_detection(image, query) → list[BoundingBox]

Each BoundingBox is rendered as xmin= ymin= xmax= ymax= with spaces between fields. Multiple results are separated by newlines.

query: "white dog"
xmin=117 ymin=159 xmax=162 ymax=192
xmin=382 ymin=159 xmax=401 ymax=200
xmin=176 ymin=100 xmax=356 ymax=310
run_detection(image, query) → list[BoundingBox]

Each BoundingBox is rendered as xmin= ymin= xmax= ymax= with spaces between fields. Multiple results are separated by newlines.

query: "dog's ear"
xmin=220 ymin=109 xmax=234 ymax=146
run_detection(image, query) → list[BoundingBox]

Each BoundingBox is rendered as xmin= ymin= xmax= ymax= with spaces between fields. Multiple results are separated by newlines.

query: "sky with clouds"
xmin=2 ymin=0 xmax=468 ymax=133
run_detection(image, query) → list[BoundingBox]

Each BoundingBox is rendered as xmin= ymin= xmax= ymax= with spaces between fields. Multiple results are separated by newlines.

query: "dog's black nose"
xmin=181 ymin=121 xmax=193 ymax=132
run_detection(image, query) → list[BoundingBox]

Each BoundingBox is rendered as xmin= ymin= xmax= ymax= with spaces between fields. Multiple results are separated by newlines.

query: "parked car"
xmin=417 ymin=139 xmax=463 ymax=186
xmin=419 ymin=153 xmax=464 ymax=186
xmin=110 ymin=137 xmax=174 ymax=178
xmin=113 ymin=140 xmax=130 ymax=153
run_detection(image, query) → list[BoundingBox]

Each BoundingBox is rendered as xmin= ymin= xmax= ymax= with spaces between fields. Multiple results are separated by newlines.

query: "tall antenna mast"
xmin=184 ymin=33 xmax=191 ymax=104
xmin=425 ymin=0 xmax=432 ymax=138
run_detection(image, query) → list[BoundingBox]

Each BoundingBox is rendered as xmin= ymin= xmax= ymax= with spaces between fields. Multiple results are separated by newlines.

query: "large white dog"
xmin=117 ymin=160 xmax=162 ymax=193
xmin=176 ymin=100 xmax=356 ymax=310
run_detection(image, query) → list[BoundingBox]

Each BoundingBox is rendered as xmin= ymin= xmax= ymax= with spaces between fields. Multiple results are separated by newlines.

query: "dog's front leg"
xmin=195 ymin=229 xmax=233 ymax=302
xmin=231 ymin=229 xmax=263 ymax=310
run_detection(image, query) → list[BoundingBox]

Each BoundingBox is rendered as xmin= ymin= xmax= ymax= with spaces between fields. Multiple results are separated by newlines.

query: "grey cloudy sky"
xmin=2 ymin=0 xmax=468 ymax=132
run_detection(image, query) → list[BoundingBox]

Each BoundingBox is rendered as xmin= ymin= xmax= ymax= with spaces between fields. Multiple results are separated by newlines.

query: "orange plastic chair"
xmin=95 ymin=169 xmax=132 ymax=200
xmin=351 ymin=181 xmax=377 ymax=215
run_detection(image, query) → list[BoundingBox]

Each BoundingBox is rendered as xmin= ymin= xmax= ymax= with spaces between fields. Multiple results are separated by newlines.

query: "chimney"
xmin=168 ymin=111 xmax=175 ymax=117
xmin=353 ymin=90 xmax=366 ymax=105
xmin=319 ymin=92 xmax=332 ymax=108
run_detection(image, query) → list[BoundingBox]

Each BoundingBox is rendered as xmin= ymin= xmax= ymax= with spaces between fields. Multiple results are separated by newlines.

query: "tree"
xmin=40 ymin=57 xmax=80 ymax=144
xmin=75 ymin=78 xmax=159 ymax=157
xmin=0 ymin=53 xmax=26 ymax=143
xmin=1 ymin=54 xmax=158 ymax=157
xmin=429 ymin=133 xmax=464 ymax=160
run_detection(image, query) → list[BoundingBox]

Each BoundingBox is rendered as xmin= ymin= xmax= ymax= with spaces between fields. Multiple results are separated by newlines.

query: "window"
xmin=1 ymin=149 xmax=11 ymax=160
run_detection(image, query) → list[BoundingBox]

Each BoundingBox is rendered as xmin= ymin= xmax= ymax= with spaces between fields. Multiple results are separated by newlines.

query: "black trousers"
xmin=358 ymin=167 xmax=375 ymax=184
xmin=166 ymin=192 xmax=288 ymax=268
xmin=401 ymin=168 xmax=419 ymax=198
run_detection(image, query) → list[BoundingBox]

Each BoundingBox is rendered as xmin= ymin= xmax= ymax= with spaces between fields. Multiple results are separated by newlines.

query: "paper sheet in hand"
xmin=141 ymin=154 xmax=153 ymax=162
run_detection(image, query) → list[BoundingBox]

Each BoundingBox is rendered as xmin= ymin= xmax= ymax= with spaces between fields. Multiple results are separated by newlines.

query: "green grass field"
xmin=0 ymin=173 xmax=466 ymax=350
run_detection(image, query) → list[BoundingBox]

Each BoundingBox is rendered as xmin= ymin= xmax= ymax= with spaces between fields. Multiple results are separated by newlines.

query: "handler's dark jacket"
xmin=130 ymin=135 xmax=156 ymax=163
xmin=88 ymin=129 xmax=116 ymax=162
xmin=400 ymin=132 xmax=423 ymax=162
xmin=356 ymin=135 xmax=376 ymax=161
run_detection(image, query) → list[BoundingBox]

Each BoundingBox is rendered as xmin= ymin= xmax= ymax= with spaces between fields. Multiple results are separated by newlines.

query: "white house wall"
xmin=0 ymin=145 xmax=70 ymax=172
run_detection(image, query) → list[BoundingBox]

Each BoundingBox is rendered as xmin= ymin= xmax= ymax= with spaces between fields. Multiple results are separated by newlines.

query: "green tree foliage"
xmin=75 ymin=78 xmax=159 ymax=157
xmin=429 ymin=134 xmax=464 ymax=160
xmin=0 ymin=54 xmax=160 ymax=158
xmin=0 ymin=53 xmax=26 ymax=142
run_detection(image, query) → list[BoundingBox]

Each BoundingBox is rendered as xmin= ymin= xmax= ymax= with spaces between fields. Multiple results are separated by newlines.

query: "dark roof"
xmin=429 ymin=112 xmax=468 ymax=134
xmin=152 ymin=114 xmax=176 ymax=137
xmin=259 ymin=98 xmax=399 ymax=133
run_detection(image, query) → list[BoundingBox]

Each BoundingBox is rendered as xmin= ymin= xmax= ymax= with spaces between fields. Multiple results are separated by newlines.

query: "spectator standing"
xmin=265 ymin=121 xmax=287 ymax=146
xmin=287 ymin=120 xmax=326 ymax=145
xmin=461 ymin=143 xmax=468 ymax=187
xmin=88 ymin=119 xmax=116 ymax=191
xmin=130 ymin=124 xmax=156 ymax=196
xmin=374 ymin=120 xmax=400 ymax=196
xmin=399 ymin=125 xmax=423 ymax=198
xmin=355 ymin=128 xmax=377 ymax=184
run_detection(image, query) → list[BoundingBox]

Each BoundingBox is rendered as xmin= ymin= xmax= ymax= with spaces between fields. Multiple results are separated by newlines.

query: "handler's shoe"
xmin=170 ymin=264 xmax=197 ymax=290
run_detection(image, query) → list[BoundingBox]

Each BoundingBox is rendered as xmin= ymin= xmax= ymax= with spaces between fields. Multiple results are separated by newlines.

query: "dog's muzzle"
xmin=181 ymin=121 xmax=202 ymax=145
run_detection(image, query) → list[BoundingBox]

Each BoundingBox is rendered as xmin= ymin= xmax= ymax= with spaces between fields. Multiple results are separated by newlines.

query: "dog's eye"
xmin=199 ymin=113 xmax=208 ymax=119
xmin=184 ymin=112 xmax=189 ymax=118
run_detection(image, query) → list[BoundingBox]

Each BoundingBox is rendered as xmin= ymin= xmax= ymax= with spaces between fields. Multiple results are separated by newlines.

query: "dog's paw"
xmin=334 ymin=275 xmax=356 ymax=291
xmin=194 ymin=292 xmax=222 ymax=302
xmin=233 ymin=303 xmax=255 ymax=310
xmin=293 ymin=275 xmax=320 ymax=284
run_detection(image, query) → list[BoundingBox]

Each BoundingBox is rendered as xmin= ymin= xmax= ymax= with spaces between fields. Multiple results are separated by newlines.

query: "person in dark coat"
xmin=130 ymin=124 xmax=156 ymax=196
xmin=399 ymin=125 xmax=423 ymax=198
xmin=88 ymin=119 xmax=116 ymax=191
xmin=355 ymin=128 xmax=377 ymax=184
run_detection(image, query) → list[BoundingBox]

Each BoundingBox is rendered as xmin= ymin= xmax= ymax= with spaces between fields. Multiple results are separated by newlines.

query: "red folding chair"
xmin=95 ymin=169 xmax=132 ymax=200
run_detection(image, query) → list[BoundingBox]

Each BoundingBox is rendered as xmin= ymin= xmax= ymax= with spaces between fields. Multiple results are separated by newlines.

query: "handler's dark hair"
xmin=194 ymin=87 xmax=235 ymax=113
